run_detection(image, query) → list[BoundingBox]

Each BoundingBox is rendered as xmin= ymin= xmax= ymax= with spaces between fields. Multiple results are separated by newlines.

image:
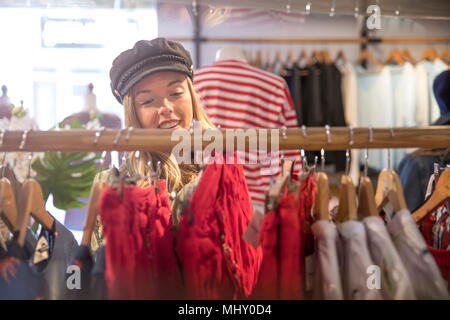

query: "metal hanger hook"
xmin=19 ymin=129 xmax=30 ymax=150
xmin=349 ymin=126 xmax=354 ymax=146
xmin=325 ymin=124 xmax=331 ymax=144
xmin=320 ymin=148 xmax=325 ymax=172
xmin=94 ymin=127 xmax=105 ymax=145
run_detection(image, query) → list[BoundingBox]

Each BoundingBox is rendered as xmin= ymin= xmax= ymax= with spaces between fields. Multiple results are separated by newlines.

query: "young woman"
xmin=90 ymin=38 xmax=216 ymax=251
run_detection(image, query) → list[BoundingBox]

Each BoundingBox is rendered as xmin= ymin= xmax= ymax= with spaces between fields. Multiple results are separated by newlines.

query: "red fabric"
xmin=252 ymin=175 xmax=316 ymax=300
xmin=298 ymin=175 xmax=317 ymax=258
xmin=279 ymin=188 xmax=302 ymax=299
xmin=428 ymin=247 xmax=450 ymax=292
xmin=175 ymin=158 xmax=262 ymax=299
xmin=99 ymin=181 xmax=181 ymax=299
xmin=419 ymin=207 xmax=450 ymax=292
xmin=252 ymin=210 xmax=279 ymax=299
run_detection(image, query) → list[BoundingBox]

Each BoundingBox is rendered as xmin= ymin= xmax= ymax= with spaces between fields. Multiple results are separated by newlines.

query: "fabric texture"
xmin=337 ymin=220 xmax=383 ymax=300
xmin=99 ymin=180 xmax=182 ymax=299
xmin=387 ymin=209 xmax=449 ymax=299
xmin=363 ymin=216 xmax=416 ymax=299
xmin=355 ymin=65 xmax=394 ymax=170
xmin=175 ymin=158 xmax=262 ymax=299
xmin=194 ymin=59 xmax=301 ymax=209
xmin=311 ymin=220 xmax=344 ymax=300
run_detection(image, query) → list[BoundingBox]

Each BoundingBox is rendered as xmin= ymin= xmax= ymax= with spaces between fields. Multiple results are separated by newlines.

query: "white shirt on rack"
xmin=337 ymin=220 xmax=383 ymax=300
xmin=337 ymin=61 xmax=359 ymax=184
xmin=355 ymin=65 xmax=394 ymax=170
xmin=311 ymin=220 xmax=344 ymax=300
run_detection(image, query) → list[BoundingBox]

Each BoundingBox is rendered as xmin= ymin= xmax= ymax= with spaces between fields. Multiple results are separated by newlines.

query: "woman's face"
xmin=132 ymin=71 xmax=193 ymax=130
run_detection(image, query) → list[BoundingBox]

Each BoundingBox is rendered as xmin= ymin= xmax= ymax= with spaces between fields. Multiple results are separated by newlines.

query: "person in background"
xmin=397 ymin=69 xmax=450 ymax=212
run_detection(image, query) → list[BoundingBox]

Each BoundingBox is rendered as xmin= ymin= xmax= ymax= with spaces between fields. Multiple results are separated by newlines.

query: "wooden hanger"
xmin=298 ymin=49 xmax=311 ymax=66
xmin=357 ymin=49 xmax=384 ymax=69
xmin=402 ymin=49 xmax=417 ymax=65
xmin=374 ymin=169 xmax=407 ymax=214
xmin=335 ymin=49 xmax=346 ymax=64
xmin=313 ymin=172 xmax=330 ymax=221
xmin=384 ymin=49 xmax=405 ymax=65
xmin=441 ymin=49 xmax=450 ymax=65
xmin=420 ymin=49 xmax=439 ymax=62
xmin=312 ymin=50 xmax=323 ymax=63
xmin=255 ymin=50 xmax=262 ymax=69
xmin=335 ymin=175 xmax=358 ymax=223
xmin=17 ymin=179 xmax=55 ymax=247
xmin=412 ymin=168 xmax=450 ymax=223
xmin=321 ymin=50 xmax=333 ymax=64
xmin=80 ymin=181 xmax=107 ymax=247
xmin=0 ymin=177 xmax=19 ymax=231
xmin=358 ymin=176 xmax=379 ymax=217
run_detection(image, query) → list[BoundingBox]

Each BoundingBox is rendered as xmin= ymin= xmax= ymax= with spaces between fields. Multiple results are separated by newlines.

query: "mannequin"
xmin=62 ymin=83 xmax=121 ymax=129
xmin=0 ymin=85 xmax=13 ymax=119
xmin=83 ymin=83 xmax=99 ymax=114
xmin=215 ymin=46 xmax=247 ymax=63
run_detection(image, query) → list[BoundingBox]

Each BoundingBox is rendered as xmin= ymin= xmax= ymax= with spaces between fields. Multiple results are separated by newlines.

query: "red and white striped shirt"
xmin=194 ymin=60 xmax=301 ymax=210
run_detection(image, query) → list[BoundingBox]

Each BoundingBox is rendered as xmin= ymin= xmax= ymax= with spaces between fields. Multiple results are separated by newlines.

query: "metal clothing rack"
xmin=170 ymin=37 xmax=450 ymax=44
xmin=0 ymin=126 xmax=449 ymax=153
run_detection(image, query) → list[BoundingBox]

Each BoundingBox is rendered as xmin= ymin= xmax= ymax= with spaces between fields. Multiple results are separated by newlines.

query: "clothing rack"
xmin=0 ymin=126 xmax=448 ymax=152
xmin=170 ymin=37 xmax=450 ymax=44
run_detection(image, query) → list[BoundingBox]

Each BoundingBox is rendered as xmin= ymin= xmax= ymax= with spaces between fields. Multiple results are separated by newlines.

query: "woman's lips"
xmin=158 ymin=119 xmax=181 ymax=129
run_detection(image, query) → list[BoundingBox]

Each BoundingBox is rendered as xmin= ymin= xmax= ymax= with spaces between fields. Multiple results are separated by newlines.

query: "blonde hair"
xmin=123 ymin=77 xmax=215 ymax=192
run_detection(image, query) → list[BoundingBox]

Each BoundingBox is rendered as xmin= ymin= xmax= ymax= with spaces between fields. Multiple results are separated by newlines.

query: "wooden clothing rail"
xmin=170 ymin=37 xmax=450 ymax=44
xmin=0 ymin=126 xmax=449 ymax=153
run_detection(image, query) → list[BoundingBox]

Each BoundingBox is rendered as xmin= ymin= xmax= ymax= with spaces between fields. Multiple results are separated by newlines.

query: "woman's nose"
xmin=158 ymin=100 xmax=174 ymax=116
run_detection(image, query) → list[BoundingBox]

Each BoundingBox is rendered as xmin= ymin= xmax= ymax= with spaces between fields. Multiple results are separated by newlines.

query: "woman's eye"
xmin=170 ymin=91 xmax=184 ymax=97
xmin=141 ymin=99 xmax=154 ymax=105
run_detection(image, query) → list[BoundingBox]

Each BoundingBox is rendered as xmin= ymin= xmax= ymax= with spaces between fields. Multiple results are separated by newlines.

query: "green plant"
xmin=31 ymin=118 xmax=101 ymax=210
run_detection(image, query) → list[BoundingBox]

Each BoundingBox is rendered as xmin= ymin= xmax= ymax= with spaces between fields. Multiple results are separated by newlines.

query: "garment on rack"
xmin=419 ymin=173 xmax=450 ymax=291
xmin=316 ymin=62 xmax=347 ymax=172
xmin=194 ymin=59 xmax=301 ymax=211
xmin=65 ymin=245 xmax=94 ymax=300
xmin=310 ymin=220 xmax=344 ymax=300
xmin=176 ymin=158 xmax=262 ymax=299
xmin=398 ymin=150 xmax=450 ymax=212
xmin=388 ymin=62 xmax=416 ymax=167
xmin=336 ymin=60 xmax=358 ymax=184
xmin=253 ymin=174 xmax=316 ymax=300
xmin=387 ymin=209 xmax=449 ymax=299
xmin=355 ymin=65 xmax=394 ymax=170
xmin=90 ymin=245 xmax=108 ymax=300
xmin=0 ymin=236 xmax=45 ymax=300
xmin=363 ymin=216 xmax=416 ymax=299
xmin=337 ymin=220 xmax=383 ymax=300
xmin=99 ymin=180 xmax=182 ymax=300
xmin=30 ymin=219 xmax=78 ymax=300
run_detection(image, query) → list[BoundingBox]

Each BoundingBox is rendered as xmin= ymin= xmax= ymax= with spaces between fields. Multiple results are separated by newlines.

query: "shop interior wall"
xmin=157 ymin=4 xmax=450 ymax=68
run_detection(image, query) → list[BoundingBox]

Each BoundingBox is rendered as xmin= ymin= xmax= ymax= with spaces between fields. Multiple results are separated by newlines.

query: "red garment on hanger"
xmin=253 ymin=174 xmax=316 ymax=300
xmin=251 ymin=210 xmax=279 ymax=299
xmin=175 ymin=158 xmax=262 ymax=299
xmin=420 ymin=210 xmax=450 ymax=291
xmin=99 ymin=181 xmax=182 ymax=299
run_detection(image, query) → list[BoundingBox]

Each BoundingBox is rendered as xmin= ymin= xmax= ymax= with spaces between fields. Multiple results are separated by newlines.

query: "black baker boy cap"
xmin=110 ymin=37 xmax=194 ymax=104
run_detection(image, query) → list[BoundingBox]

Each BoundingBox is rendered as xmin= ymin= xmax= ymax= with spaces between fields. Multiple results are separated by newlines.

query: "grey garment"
xmin=337 ymin=221 xmax=383 ymax=300
xmin=91 ymin=246 xmax=108 ymax=300
xmin=363 ymin=216 xmax=416 ymax=300
xmin=387 ymin=209 xmax=449 ymax=300
xmin=31 ymin=219 xmax=78 ymax=300
xmin=311 ymin=221 xmax=344 ymax=300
